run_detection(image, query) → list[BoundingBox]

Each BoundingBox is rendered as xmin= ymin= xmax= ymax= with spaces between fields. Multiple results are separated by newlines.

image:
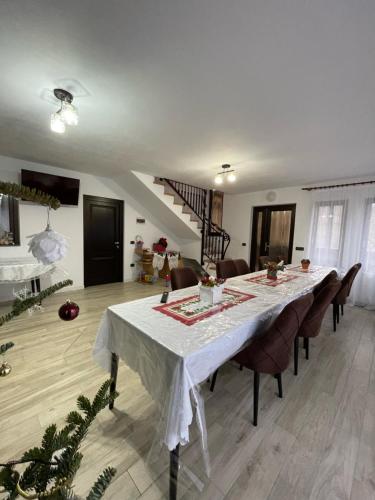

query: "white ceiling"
xmin=0 ymin=0 xmax=375 ymax=193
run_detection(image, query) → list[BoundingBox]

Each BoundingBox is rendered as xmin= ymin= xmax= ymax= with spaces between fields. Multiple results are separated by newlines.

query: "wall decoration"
xmin=0 ymin=181 xmax=60 ymax=209
xmin=27 ymin=208 xmax=68 ymax=264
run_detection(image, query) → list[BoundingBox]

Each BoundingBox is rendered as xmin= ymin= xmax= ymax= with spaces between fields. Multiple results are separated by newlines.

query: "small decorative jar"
xmin=199 ymin=283 xmax=224 ymax=305
xmin=301 ymin=259 xmax=311 ymax=271
xmin=199 ymin=276 xmax=225 ymax=305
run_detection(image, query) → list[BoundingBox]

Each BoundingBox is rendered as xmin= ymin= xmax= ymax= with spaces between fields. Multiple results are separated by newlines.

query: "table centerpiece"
xmin=199 ymin=275 xmax=226 ymax=305
xmin=266 ymin=261 xmax=285 ymax=280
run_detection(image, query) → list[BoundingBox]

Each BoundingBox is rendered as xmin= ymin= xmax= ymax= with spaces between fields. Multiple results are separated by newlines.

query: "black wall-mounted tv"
xmin=21 ymin=169 xmax=80 ymax=206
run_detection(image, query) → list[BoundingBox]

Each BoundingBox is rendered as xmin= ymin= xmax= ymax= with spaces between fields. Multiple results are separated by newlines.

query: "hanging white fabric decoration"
xmin=27 ymin=208 xmax=68 ymax=264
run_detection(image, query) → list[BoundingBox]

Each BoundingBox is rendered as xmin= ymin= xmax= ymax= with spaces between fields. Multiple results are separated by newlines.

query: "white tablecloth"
xmin=0 ymin=257 xmax=56 ymax=282
xmin=93 ymin=266 xmax=332 ymax=452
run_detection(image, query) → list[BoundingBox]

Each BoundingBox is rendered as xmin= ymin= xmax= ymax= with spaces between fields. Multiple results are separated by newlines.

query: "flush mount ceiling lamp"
xmin=50 ymin=88 xmax=78 ymax=133
xmin=214 ymin=164 xmax=237 ymax=185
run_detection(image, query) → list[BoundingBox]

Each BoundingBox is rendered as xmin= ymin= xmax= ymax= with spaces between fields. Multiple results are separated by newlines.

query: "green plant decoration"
xmin=0 ymin=342 xmax=14 ymax=355
xmin=0 ymin=280 xmax=73 ymax=327
xmin=0 ymin=379 xmax=118 ymax=499
xmin=0 ymin=181 xmax=61 ymax=210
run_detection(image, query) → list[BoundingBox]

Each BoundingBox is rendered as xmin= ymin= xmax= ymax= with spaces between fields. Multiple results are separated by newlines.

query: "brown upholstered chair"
xmin=210 ymin=293 xmax=313 ymax=425
xmin=233 ymin=259 xmax=250 ymax=276
xmin=171 ymin=267 xmax=198 ymax=291
xmin=313 ymin=270 xmax=338 ymax=297
xmin=332 ymin=263 xmax=362 ymax=331
xmin=294 ymin=279 xmax=341 ymax=375
xmin=216 ymin=259 xmax=237 ymax=280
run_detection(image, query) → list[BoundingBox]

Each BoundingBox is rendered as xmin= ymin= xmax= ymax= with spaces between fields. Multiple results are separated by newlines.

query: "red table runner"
xmin=244 ymin=273 xmax=300 ymax=287
xmin=153 ymin=288 xmax=256 ymax=326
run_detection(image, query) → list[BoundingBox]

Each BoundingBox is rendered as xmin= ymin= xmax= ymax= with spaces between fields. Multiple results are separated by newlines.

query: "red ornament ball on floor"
xmin=58 ymin=300 xmax=80 ymax=321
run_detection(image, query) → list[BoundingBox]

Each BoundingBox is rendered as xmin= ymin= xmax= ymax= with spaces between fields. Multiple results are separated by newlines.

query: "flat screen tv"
xmin=21 ymin=169 xmax=80 ymax=206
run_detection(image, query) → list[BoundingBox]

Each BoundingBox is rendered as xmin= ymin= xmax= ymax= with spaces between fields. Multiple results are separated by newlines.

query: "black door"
xmin=250 ymin=204 xmax=296 ymax=271
xmin=84 ymin=195 xmax=124 ymax=287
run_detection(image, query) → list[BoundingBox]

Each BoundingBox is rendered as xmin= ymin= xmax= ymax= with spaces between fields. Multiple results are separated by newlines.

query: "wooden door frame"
xmin=83 ymin=195 xmax=124 ymax=287
xmin=250 ymin=203 xmax=296 ymax=271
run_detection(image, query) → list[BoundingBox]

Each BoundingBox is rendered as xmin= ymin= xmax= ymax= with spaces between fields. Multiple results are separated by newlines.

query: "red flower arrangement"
xmin=153 ymin=237 xmax=168 ymax=253
xmin=200 ymin=275 xmax=226 ymax=287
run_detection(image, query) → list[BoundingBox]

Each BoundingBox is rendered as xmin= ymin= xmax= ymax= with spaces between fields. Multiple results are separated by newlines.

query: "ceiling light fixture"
xmin=214 ymin=164 xmax=237 ymax=185
xmin=50 ymin=88 xmax=78 ymax=133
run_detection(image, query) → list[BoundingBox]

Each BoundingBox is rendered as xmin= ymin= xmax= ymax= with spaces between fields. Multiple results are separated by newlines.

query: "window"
xmin=361 ymin=198 xmax=375 ymax=273
xmin=0 ymin=194 xmax=20 ymax=246
xmin=309 ymin=200 xmax=346 ymax=267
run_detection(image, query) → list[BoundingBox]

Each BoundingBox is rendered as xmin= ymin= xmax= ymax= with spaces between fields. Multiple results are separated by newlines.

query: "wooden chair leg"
xmin=341 ymin=304 xmax=344 ymax=316
xmin=275 ymin=373 xmax=283 ymax=398
xmin=294 ymin=337 xmax=299 ymax=376
xmin=253 ymin=371 xmax=259 ymax=426
xmin=210 ymin=369 xmax=218 ymax=392
xmin=336 ymin=304 xmax=340 ymax=324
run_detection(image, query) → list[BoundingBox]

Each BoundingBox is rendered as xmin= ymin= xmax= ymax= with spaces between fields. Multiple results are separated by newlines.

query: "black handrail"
xmin=156 ymin=177 xmax=231 ymax=264
xmin=161 ymin=178 xmax=207 ymax=221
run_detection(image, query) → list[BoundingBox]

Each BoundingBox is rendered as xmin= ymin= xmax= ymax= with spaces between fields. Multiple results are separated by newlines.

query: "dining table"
xmin=93 ymin=265 xmax=333 ymax=499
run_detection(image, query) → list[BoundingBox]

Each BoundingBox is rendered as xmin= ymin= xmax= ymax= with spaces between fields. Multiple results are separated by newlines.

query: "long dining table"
xmin=93 ymin=265 xmax=332 ymax=499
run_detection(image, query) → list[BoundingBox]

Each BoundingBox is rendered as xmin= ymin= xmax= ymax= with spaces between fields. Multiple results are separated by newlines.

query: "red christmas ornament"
xmin=58 ymin=300 xmax=80 ymax=321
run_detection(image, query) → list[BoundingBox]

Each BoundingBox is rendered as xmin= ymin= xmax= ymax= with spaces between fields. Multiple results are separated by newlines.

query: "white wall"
xmin=223 ymin=186 xmax=313 ymax=265
xmin=0 ymin=155 xmax=181 ymax=298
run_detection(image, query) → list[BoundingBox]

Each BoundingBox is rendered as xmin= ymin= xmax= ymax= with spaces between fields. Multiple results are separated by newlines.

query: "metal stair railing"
xmin=156 ymin=177 xmax=231 ymax=264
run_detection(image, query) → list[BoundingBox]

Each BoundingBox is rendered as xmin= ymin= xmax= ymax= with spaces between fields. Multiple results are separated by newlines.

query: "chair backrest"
xmin=216 ymin=259 xmax=238 ymax=280
xmin=299 ymin=279 xmax=341 ymax=338
xmin=335 ymin=263 xmax=362 ymax=303
xmin=234 ymin=293 xmax=314 ymax=375
xmin=233 ymin=259 xmax=250 ymax=276
xmin=313 ymin=270 xmax=338 ymax=297
xmin=171 ymin=267 xmax=198 ymax=291
xmin=258 ymin=255 xmax=272 ymax=269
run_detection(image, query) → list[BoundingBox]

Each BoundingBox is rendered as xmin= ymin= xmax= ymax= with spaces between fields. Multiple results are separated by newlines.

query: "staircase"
xmin=154 ymin=177 xmax=231 ymax=266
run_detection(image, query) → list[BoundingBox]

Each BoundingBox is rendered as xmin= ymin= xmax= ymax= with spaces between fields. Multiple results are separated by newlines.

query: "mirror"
xmin=0 ymin=194 xmax=20 ymax=246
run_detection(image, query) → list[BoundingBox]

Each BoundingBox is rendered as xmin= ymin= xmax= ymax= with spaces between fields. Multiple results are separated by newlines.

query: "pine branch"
xmin=0 ymin=181 xmax=61 ymax=210
xmin=86 ymin=467 xmax=116 ymax=500
xmin=0 ymin=380 xmax=118 ymax=499
xmin=0 ymin=342 xmax=14 ymax=355
xmin=0 ymin=280 xmax=73 ymax=327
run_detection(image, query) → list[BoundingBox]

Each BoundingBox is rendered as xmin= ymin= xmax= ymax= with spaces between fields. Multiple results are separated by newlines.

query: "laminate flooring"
xmin=1 ymin=281 xmax=374 ymax=499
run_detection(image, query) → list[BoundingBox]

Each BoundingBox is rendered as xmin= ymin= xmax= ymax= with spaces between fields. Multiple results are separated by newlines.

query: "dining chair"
xmin=170 ymin=267 xmax=198 ymax=291
xmin=331 ymin=263 xmax=362 ymax=331
xmin=313 ymin=270 xmax=338 ymax=297
xmin=210 ymin=292 xmax=313 ymax=426
xmin=216 ymin=259 xmax=238 ymax=280
xmin=258 ymin=255 xmax=272 ymax=269
xmin=233 ymin=259 xmax=250 ymax=276
xmin=294 ymin=279 xmax=341 ymax=375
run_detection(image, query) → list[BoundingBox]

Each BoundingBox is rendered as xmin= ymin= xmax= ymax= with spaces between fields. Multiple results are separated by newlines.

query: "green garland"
xmin=0 ymin=279 xmax=73 ymax=327
xmin=0 ymin=379 xmax=118 ymax=499
xmin=0 ymin=342 xmax=14 ymax=355
xmin=0 ymin=181 xmax=61 ymax=210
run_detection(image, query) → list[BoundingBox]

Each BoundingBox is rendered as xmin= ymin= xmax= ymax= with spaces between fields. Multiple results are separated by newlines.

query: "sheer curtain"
xmin=308 ymin=183 xmax=375 ymax=309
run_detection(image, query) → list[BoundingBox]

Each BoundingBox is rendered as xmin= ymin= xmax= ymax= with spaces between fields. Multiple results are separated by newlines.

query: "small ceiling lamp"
xmin=50 ymin=88 xmax=78 ymax=133
xmin=214 ymin=164 xmax=237 ymax=185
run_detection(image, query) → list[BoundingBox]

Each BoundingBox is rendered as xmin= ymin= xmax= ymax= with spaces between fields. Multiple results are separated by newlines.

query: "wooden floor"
xmin=1 ymin=281 xmax=374 ymax=499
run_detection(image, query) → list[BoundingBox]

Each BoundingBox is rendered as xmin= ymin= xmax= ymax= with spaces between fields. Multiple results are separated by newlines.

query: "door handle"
xmin=264 ymin=242 xmax=270 ymax=252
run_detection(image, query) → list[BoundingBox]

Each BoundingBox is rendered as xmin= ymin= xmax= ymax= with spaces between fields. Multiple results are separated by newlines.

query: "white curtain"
xmin=308 ymin=183 xmax=375 ymax=309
